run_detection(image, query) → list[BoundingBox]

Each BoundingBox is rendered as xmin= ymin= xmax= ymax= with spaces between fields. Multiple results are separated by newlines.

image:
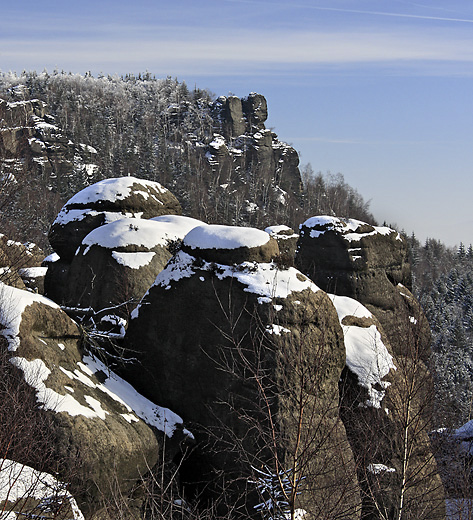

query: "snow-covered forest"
xmin=0 ymin=71 xmax=375 ymax=249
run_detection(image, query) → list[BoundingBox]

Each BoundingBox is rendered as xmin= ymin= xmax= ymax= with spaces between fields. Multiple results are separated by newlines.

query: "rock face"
xmin=125 ymin=224 xmax=361 ymax=518
xmin=295 ymin=216 xmax=416 ymax=356
xmin=0 ymin=98 xmax=97 ymax=187
xmin=45 ymin=177 xmax=185 ymax=313
xmin=64 ymin=216 xmax=204 ymax=317
xmin=209 ymin=93 xmax=303 ymax=198
xmin=0 ymin=283 xmax=190 ymax=517
xmin=48 ymin=176 xmax=182 ymax=262
xmin=296 ymin=216 xmax=445 ymax=519
xmin=265 ymin=225 xmax=299 ymax=266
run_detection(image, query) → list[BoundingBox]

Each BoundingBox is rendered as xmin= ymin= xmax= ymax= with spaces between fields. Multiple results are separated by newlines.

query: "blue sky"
xmin=2 ymin=0 xmax=473 ymax=246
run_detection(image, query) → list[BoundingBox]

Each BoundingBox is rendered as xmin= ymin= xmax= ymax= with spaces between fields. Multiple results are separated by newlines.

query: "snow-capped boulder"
xmin=48 ymin=177 xmax=181 ymax=261
xmin=63 ymin=216 xmax=205 ymax=315
xmin=182 ymin=223 xmax=279 ymax=264
xmin=0 ymin=283 xmax=190 ymax=515
xmin=124 ymin=224 xmax=361 ymax=518
xmin=296 ymin=216 xmax=420 ymax=357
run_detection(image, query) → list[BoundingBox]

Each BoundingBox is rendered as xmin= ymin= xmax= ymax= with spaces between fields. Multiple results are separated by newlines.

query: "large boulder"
xmin=63 ymin=216 xmax=204 ymax=314
xmin=49 ymin=177 xmax=181 ymax=262
xmin=296 ymin=216 xmax=445 ymax=519
xmin=0 ymin=283 xmax=191 ymax=517
xmin=295 ymin=216 xmax=422 ymax=357
xmin=125 ymin=224 xmax=361 ymax=518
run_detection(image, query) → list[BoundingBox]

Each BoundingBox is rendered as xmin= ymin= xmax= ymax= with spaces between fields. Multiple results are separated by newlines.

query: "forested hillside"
xmin=0 ymin=70 xmax=375 ymax=250
xmin=411 ymin=237 xmax=473 ymax=426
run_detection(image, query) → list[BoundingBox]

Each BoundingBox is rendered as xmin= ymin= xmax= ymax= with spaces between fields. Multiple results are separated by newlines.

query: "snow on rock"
xmin=49 ymin=176 xmax=181 ymax=261
xmin=18 ymin=267 xmax=48 ymax=278
xmin=330 ymin=294 xmax=396 ymax=408
xmin=148 ymin=250 xmax=318 ymax=303
xmin=111 ymin=251 xmax=156 ymax=269
xmin=184 ymin=224 xmax=270 ymax=251
xmin=53 ymin=208 xmax=129 ymax=227
xmin=0 ymin=283 xmax=189 ymax=438
xmin=80 ymin=355 xmax=191 ymax=438
xmin=150 ymin=214 xmax=206 ymax=242
xmin=82 ymin=218 xmax=175 ymax=251
xmin=63 ymin=176 xmax=168 ymax=207
xmin=265 ymin=225 xmax=298 ymax=240
xmin=367 ymin=463 xmax=396 ymax=475
xmin=42 ymin=252 xmax=60 ymax=264
xmin=301 ymin=215 xmax=401 ymax=242
xmin=0 ymin=459 xmax=84 ymax=520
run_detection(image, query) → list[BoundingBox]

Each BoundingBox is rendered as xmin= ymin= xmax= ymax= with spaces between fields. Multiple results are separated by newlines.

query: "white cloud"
xmin=2 ymin=26 xmax=473 ymax=76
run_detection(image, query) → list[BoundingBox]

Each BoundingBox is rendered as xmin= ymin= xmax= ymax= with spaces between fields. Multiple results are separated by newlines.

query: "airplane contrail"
xmin=225 ymin=0 xmax=473 ymax=24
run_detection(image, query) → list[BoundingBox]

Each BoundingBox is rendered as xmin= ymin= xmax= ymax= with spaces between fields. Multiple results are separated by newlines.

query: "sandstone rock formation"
xmin=295 ymin=216 xmax=421 ymax=357
xmin=296 ymin=216 xmax=445 ymax=519
xmin=125 ymin=224 xmax=361 ymax=518
xmin=209 ymin=93 xmax=303 ymax=197
xmin=0 ymin=282 xmax=190 ymax=517
xmin=48 ymin=176 xmax=182 ymax=262
xmin=0 ymin=98 xmax=97 ymax=186
xmin=64 ymin=215 xmax=204 ymax=318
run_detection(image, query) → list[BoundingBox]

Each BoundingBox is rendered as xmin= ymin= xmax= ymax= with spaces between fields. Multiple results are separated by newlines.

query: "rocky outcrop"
xmin=125 ymin=224 xmax=361 ymax=518
xmin=296 ymin=216 xmax=445 ymax=519
xmin=209 ymin=93 xmax=303 ymax=198
xmin=63 ymin=215 xmax=204 ymax=318
xmin=0 ymin=98 xmax=97 ymax=187
xmin=45 ymin=177 xmax=185 ymax=310
xmin=295 ymin=216 xmax=420 ymax=357
xmin=0 ymin=283 xmax=190 ymax=517
xmin=48 ymin=176 xmax=182 ymax=262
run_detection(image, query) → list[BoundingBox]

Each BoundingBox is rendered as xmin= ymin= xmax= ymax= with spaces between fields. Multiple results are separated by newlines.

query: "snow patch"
xmin=330 ymin=294 xmax=396 ymax=408
xmin=184 ymin=224 xmax=270 ymax=251
xmin=0 ymin=459 xmax=84 ymax=519
xmin=62 ymin=176 xmax=167 ymax=206
xmin=367 ymin=463 xmax=396 ymax=475
xmin=112 ymin=251 xmax=156 ymax=269
xmin=150 ymin=251 xmax=319 ymax=303
xmin=301 ymin=216 xmax=401 ymax=242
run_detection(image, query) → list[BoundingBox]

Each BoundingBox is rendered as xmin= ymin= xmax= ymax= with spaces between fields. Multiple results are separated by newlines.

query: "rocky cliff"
xmin=0 ymin=179 xmax=445 ymax=520
xmin=0 ymin=98 xmax=98 ymax=191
